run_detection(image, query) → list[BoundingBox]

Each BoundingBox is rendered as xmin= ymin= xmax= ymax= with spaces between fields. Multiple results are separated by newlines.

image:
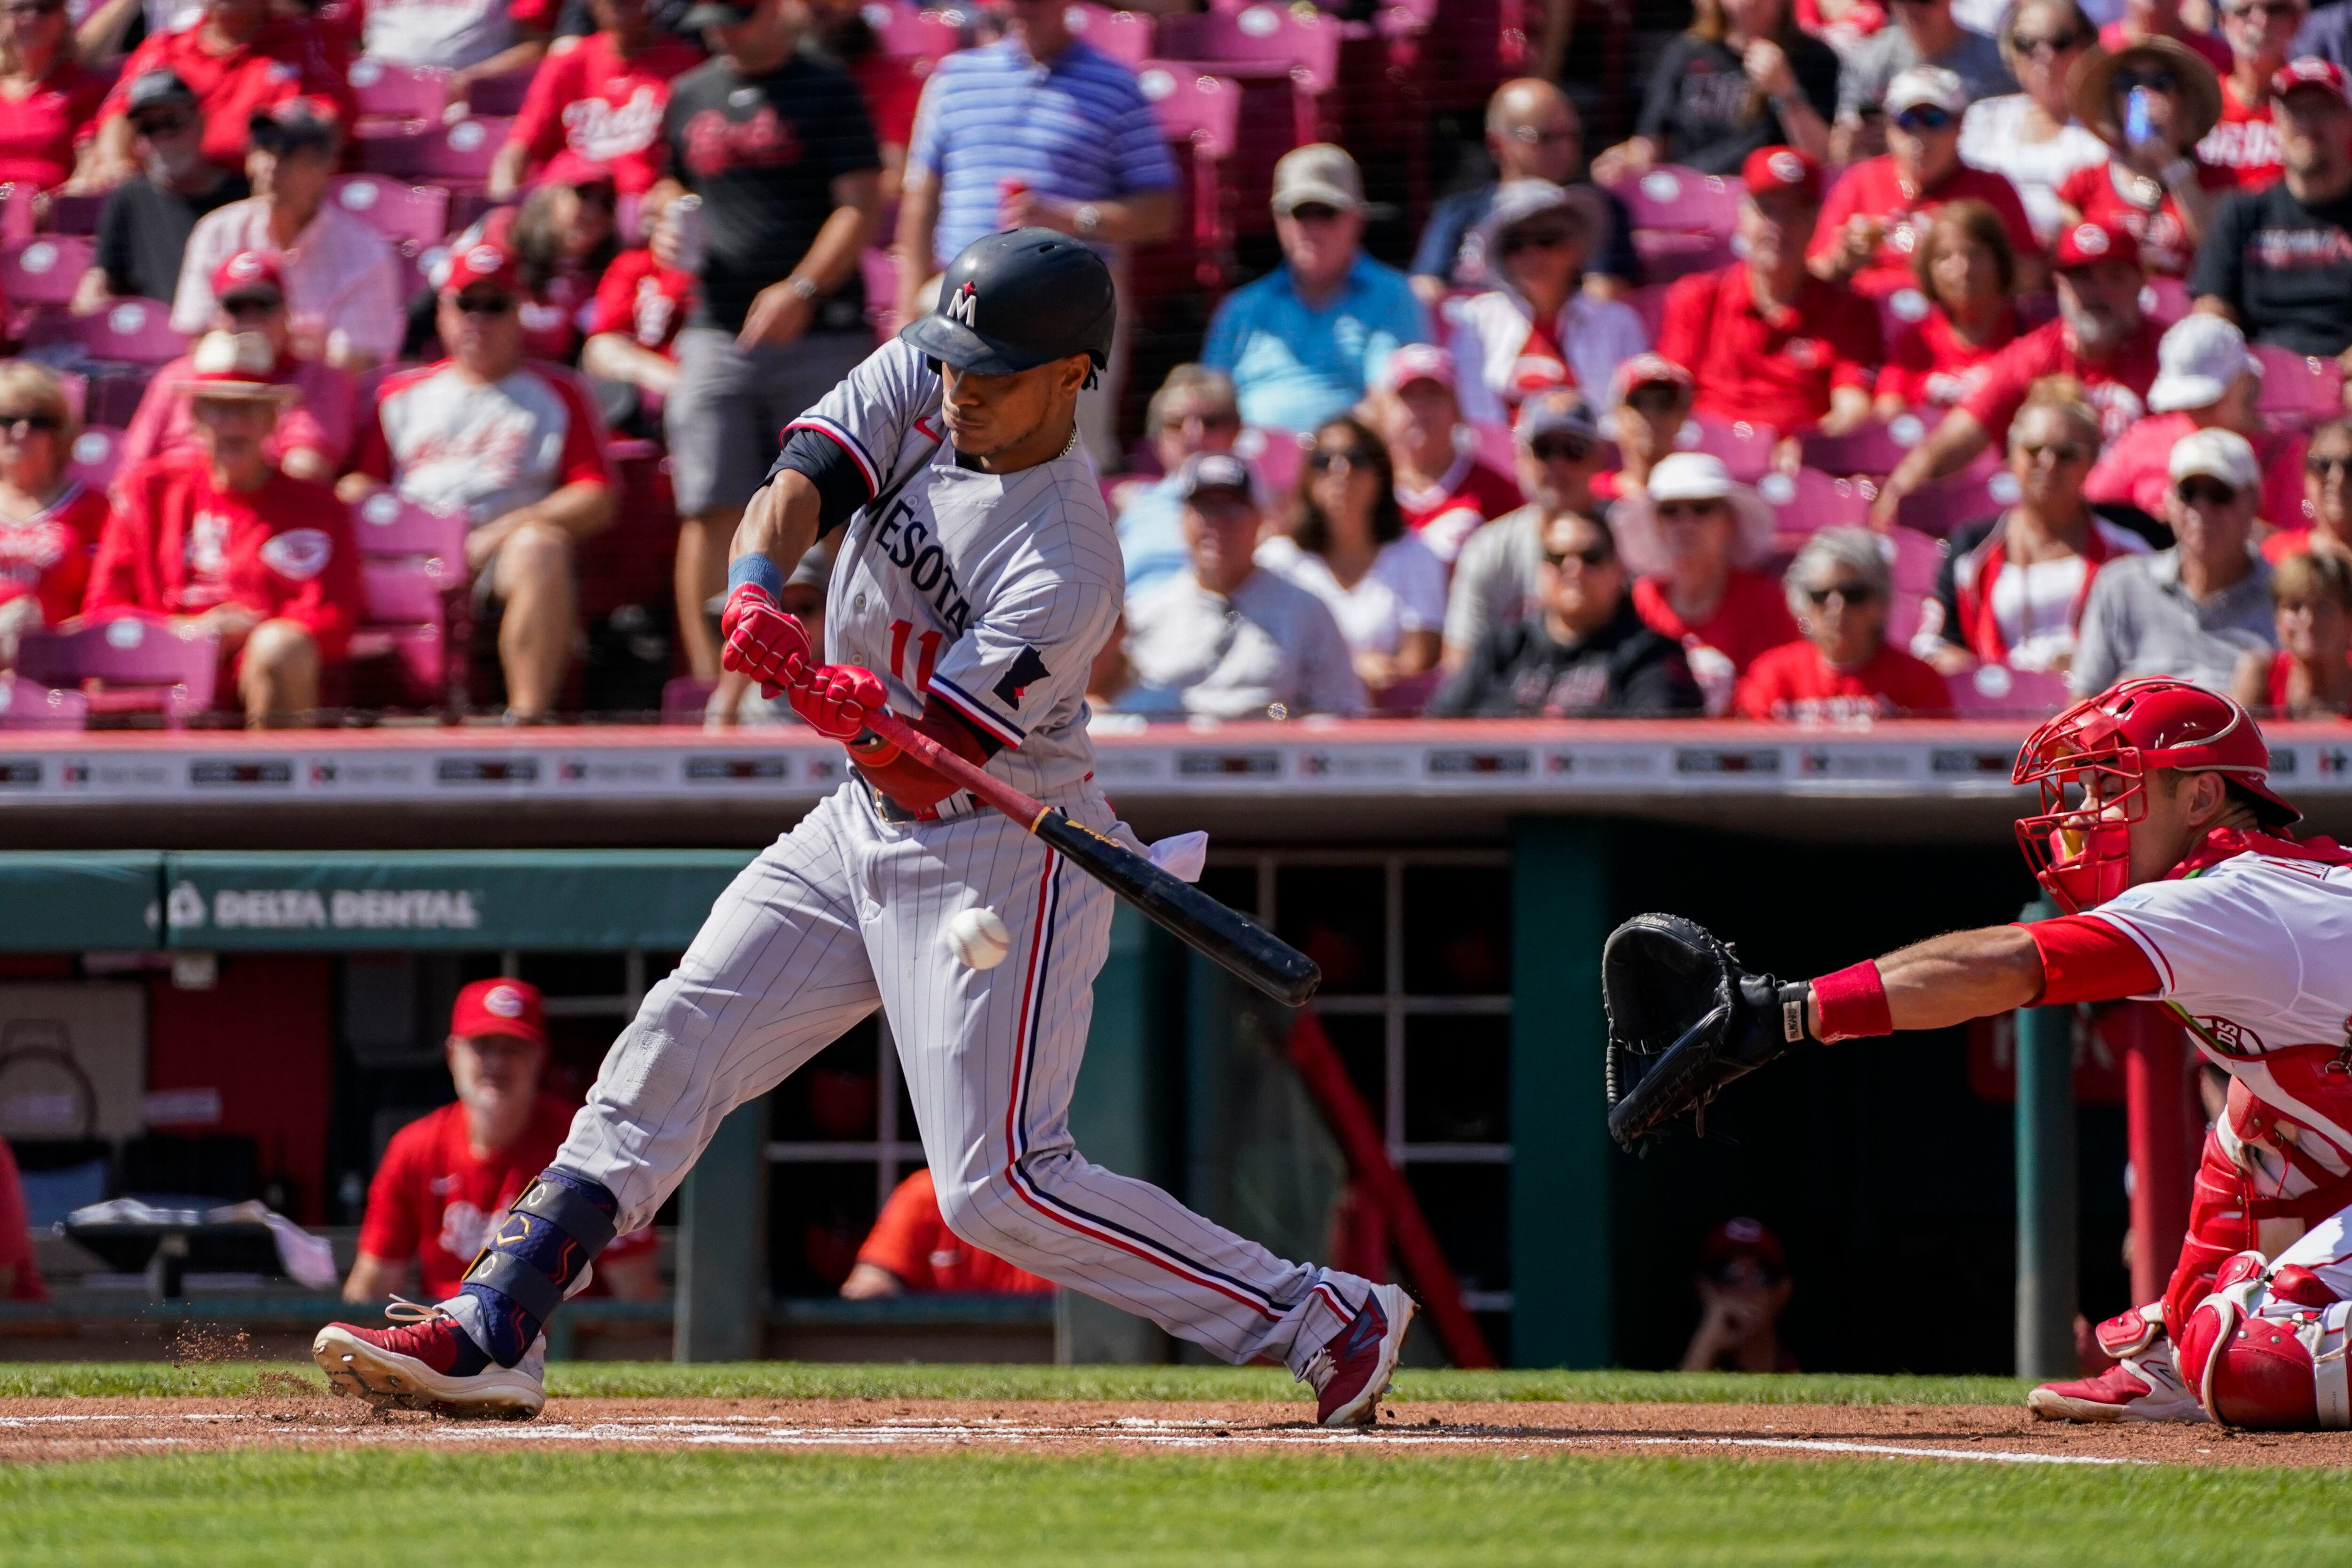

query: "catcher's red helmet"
xmin=2012 ymin=678 xmax=2299 ymax=912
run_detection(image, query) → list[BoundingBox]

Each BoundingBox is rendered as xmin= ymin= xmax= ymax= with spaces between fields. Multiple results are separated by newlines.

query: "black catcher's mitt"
xmin=1602 ymin=913 xmax=1811 ymax=1152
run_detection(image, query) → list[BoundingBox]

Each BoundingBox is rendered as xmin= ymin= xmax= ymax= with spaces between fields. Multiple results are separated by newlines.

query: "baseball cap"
xmin=1271 ymin=143 xmax=1364 ymax=216
xmin=2272 ymin=56 xmax=2348 ymax=100
xmin=1738 ymin=145 xmax=1821 ymax=201
xmin=679 ymin=0 xmax=758 ymax=28
xmin=450 ymin=977 xmax=547 ymax=1048
xmin=210 ymin=250 xmax=284 ymax=307
xmin=1699 ymin=1217 xmax=1787 ymax=1279
xmin=1478 ymin=177 xmax=1611 ymax=254
xmin=1515 ymin=386 xmax=1601 ymax=444
xmin=2051 ymin=219 xmax=2141 ymax=272
xmin=1612 ymin=351 xmax=1694 ymax=399
xmin=1376 ymin=342 xmax=1457 ymax=396
xmin=124 ymin=70 xmax=195 ymax=120
xmin=176 ymin=330 xmax=295 ymax=399
xmin=2148 ymin=314 xmax=2259 ymax=414
xmin=1885 ymin=64 xmax=1968 ymax=117
xmin=248 ymin=96 xmax=340 ymax=156
xmin=2169 ymin=426 xmax=2262 ymax=491
xmin=442 ymin=239 xmax=520 ymax=296
xmin=1175 ymin=451 xmax=1256 ymax=502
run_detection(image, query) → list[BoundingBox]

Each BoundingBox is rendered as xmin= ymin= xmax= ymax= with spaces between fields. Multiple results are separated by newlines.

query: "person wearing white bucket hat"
xmin=1613 ymin=450 xmax=1799 ymax=712
xmin=2085 ymin=313 xmax=2306 ymax=527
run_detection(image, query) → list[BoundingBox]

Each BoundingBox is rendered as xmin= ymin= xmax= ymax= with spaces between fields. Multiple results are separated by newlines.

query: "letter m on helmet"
xmin=945 ymin=281 xmax=978 ymax=326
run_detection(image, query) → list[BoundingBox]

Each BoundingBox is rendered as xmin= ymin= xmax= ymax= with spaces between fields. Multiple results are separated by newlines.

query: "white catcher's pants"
xmin=549 ymin=779 xmax=1371 ymax=1372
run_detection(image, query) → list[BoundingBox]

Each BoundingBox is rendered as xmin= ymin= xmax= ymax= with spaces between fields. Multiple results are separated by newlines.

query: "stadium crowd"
xmin=0 ymin=0 xmax=2343 ymax=726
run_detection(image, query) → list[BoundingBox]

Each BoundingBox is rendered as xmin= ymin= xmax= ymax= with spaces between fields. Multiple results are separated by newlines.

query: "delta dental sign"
xmin=167 ymin=880 xmax=482 ymax=934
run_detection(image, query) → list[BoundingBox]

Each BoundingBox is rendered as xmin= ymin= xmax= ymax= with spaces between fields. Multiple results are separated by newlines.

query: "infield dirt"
xmin=2 ymin=1394 xmax=2346 ymax=1467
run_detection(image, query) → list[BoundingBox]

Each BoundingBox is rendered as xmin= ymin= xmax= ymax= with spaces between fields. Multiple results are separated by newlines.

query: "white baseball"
xmin=945 ymin=906 xmax=1012 ymax=969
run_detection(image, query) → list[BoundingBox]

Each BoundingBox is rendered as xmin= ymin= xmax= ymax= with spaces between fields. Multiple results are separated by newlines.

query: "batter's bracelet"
xmin=1804 ymin=959 xmax=1893 ymax=1044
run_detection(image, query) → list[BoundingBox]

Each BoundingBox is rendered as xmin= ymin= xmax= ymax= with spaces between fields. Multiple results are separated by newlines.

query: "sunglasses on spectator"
xmin=0 ymin=411 xmax=59 ymax=435
xmin=2305 ymin=451 xmax=2352 ymax=476
xmin=2114 ymin=68 xmax=2178 ymax=94
xmin=454 ymin=292 xmax=516 ymax=316
xmin=2020 ymin=440 xmax=2090 ymax=465
xmin=1161 ymin=408 xmax=1240 ymax=433
xmin=1309 ymin=446 xmax=1380 ymax=471
xmin=1529 ymin=435 xmax=1596 ymax=463
xmin=223 ymin=293 xmax=283 ymax=317
xmin=131 ymin=111 xmax=191 ymax=136
xmin=1807 ymin=581 xmax=1880 ymax=606
xmin=1626 ymin=385 xmax=1685 ymax=415
xmin=2222 ymin=0 xmax=2301 ymax=18
xmin=1287 ymin=203 xmax=1345 ymax=225
xmin=2010 ymin=29 xmax=2087 ymax=53
xmin=1656 ymin=499 xmax=1728 ymax=520
xmin=1502 ymin=226 xmax=1577 ymax=255
xmin=1893 ymin=105 xmax=1956 ymax=133
xmin=1543 ymin=540 xmax=1615 ymax=569
xmin=2176 ymin=477 xmax=2241 ymax=507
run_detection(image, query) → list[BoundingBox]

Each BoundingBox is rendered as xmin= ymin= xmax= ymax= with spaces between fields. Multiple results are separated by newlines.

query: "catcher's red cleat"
xmin=2028 ymin=1346 xmax=2207 ymax=1424
xmin=312 ymin=1300 xmax=546 ymax=1420
xmin=1304 ymin=1283 xmax=1417 ymax=1427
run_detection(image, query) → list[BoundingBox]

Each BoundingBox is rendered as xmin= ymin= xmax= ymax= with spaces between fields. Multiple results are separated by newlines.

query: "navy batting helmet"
xmin=900 ymin=227 xmax=1115 ymax=379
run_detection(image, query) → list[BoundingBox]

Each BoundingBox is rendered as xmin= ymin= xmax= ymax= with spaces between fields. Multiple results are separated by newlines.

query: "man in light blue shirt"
xmin=1112 ymin=364 xmax=1244 ymax=595
xmin=1201 ymin=143 xmax=1430 ymax=435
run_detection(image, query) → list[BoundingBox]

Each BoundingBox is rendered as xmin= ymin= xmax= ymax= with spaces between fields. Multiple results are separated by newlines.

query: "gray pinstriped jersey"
xmin=787 ymin=341 xmax=1122 ymax=797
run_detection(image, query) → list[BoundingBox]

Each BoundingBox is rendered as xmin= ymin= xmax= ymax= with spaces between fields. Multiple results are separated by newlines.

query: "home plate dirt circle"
xmin=5 ymin=1397 xmax=2352 ymax=1467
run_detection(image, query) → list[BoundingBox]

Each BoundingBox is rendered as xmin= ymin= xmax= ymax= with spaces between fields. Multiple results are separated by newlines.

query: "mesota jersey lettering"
xmin=787 ymin=340 xmax=1123 ymax=798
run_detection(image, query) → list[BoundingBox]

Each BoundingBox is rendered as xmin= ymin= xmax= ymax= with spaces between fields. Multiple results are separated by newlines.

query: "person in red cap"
xmin=1595 ymin=352 xmax=1696 ymax=503
xmin=345 ymin=978 xmax=658 ymax=1308
xmin=120 ymin=250 xmax=355 ymax=485
xmin=2189 ymin=57 xmax=2352 ymax=360
xmin=1875 ymin=217 xmax=2162 ymax=523
xmin=85 ymin=0 xmax=354 ymax=184
xmin=347 ymin=239 xmax=617 ymax=721
xmin=1679 ymin=1217 xmax=1797 ymax=1372
xmin=1369 ymin=343 xmax=1522 ymax=565
xmin=83 ymin=329 xmax=362 ymax=726
xmin=1655 ymin=146 xmax=1882 ymax=441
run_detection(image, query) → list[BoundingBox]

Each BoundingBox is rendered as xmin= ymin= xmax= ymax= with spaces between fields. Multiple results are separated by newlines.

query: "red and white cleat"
xmin=312 ymin=1300 xmax=546 ymax=1421
xmin=1304 ymin=1283 xmax=1418 ymax=1428
xmin=2028 ymin=1342 xmax=2208 ymax=1424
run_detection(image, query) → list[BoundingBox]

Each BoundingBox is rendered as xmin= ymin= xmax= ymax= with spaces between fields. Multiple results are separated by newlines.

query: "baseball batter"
xmin=312 ymin=230 xmax=1414 ymax=1425
xmin=1605 ymin=677 xmax=2352 ymax=1429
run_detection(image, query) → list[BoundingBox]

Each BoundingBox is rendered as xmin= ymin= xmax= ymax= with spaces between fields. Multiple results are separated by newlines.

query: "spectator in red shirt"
xmin=2230 ymin=547 xmax=2352 ymax=714
xmin=490 ymin=0 xmax=702 ymax=201
xmin=0 ymin=1133 xmax=44 ymax=1301
xmin=2201 ymin=0 xmax=2300 ymax=188
xmin=121 ymin=251 xmax=355 ymax=484
xmin=840 ymin=1168 xmax=1053 ymax=1298
xmin=85 ymin=0 xmax=352 ymax=185
xmin=0 ymin=0 xmax=104 ymax=194
xmin=807 ymin=0 xmax=918 ymax=203
xmin=0 ymin=360 xmax=105 ymax=667
xmin=1656 ymin=146 xmax=1882 ymax=442
xmin=580 ymin=202 xmax=696 ymax=429
xmin=1371 ymin=343 xmax=1522 ymax=565
xmin=2265 ymin=414 xmax=2352 ymax=563
xmin=1737 ymin=527 xmax=1952 ymax=719
xmin=86 ymin=330 xmax=362 ymax=726
xmin=344 ymin=979 xmax=659 ymax=1307
xmin=346 ymin=241 xmax=617 ymax=721
xmin=1614 ymin=450 xmax=1801 ymax=711
xmin=2086 ymin=313 xmax=2305 ymax=527
xmin=2057 ymin=38 xmax=2233 ymax=278
xmin=1874 ymin=199 xmax=2024 ymax=415
xmin=1596 ymin=352 xmax=1696 ymax=503
xmin=1811 ymin=67 xmax=2042 ymax=301
xmin=504 ymin=176 xmax=623 ymax=364
xmin=2100 ymin=0 xmax=2233 ymax=75
xmin=1876 ymin=218 xmax=2162 ymax=523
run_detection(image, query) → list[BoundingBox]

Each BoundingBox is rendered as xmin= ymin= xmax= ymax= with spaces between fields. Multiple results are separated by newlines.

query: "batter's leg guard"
xmin=459 ymin=1168 xmax=618 ymax=1368
xmin=2177 ymin=1251 xmax=2352 ymax=1430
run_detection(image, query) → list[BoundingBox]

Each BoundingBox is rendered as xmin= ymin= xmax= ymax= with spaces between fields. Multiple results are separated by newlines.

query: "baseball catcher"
xmin=1605 ymin=676 xmax=2352 ymax=1429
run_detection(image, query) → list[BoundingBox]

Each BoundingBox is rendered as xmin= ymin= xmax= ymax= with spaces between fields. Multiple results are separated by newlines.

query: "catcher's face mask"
xmin=2011 ymin=715 xmax=2143 ymax=915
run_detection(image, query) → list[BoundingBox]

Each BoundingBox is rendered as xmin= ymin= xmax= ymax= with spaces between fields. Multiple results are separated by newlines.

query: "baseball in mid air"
xmin=945 ymin=906 xmax=1012 ymax=969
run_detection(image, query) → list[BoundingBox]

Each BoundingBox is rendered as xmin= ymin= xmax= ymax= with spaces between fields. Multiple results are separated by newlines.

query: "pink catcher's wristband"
xmin=1808 ymin=959 xmax=1891 ymax=1043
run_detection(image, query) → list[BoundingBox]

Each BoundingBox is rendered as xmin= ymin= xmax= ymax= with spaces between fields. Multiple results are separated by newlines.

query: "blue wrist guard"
xmin=727 ymin=553 xmax=784 ymax=601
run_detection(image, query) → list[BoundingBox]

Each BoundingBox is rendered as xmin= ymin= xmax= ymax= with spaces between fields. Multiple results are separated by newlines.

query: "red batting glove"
xmin=718 ymin=585 xmax=811 ymax=697
xmin=790 ymin=662 xmax=888 ymax=741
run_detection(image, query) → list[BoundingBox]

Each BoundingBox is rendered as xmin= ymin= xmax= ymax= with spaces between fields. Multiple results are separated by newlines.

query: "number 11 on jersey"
xmin=888 ymin=619 xmax=942 ymax=691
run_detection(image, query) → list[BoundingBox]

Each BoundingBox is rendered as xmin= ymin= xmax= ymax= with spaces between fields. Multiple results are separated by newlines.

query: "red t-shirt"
xmin=0 ymin=1134 xmax=46 ymax=1301
xmin=1656 ymin=263 xmax=1882 ymax=434
xmin=507 ymin=30 xmax=702 ymax=197
xmin=1960 ymin=315 xmax=2162 ymax=448
xmin=2262 ymin=525 xmax=2352 ymax=562
xmin=1632 ymin=570 xmax=1800 ymax=675
xmin=0 ymin=63 xmax=107 ymax=191
xmin=84 ymin=452 xmax=361 ymax=660
xmin=846 ymin=48 xmax=921 ymax=149
xmin=1877 ymin=303 xmax=2019 ymax=410
xmin=99 ymin=19 xmax=356 ymax=175
xmin=2198 ymin=75 xmax=2283 ymax=191
xmin=0 ymin=482 xmax=107 ymax=626
xmin=2055 ymin=158 xmax=2235 ymax=277
xmin=2097 ymin=19 xmax=2232 ymax=74
xmin=585 ymin=246 xmax=694 ymax=356
xmin=856 ymin=1168 xmax=1053 ymax=1294
xmin=1396 ymin=451 xmax=1521 ymax=563
xmin=2083 ymin=410 xmax=2304 ymax=531
xmin=357 ymin=1096 xmax=654 ymax=1301
xmin=1808 ymin=158 xmax=2038 ymax=300
xmin=1733 ymin=638 xmax=1952 ymax=720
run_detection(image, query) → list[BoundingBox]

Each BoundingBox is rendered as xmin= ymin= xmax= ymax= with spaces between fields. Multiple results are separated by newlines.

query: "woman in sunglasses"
xmin=1810 ymin=65 xmax=2040 ymax=300
xmin=1612 ymin=450 xmax=1797 ymax=713
xmin=2232 ymin=549 xmax=2352 ymax=716
xmin=0 ymin=360 xmax=105 ymax=669
xmin=1734 ymin=527 xmax=1950 ymax=720
xmin=0 ymin=0 xmax=104 ymax=196
xmin=1914 ymin=375 xmax=2152 ymax=676
xmin=1874 ymin=199 xmax=2021 ymax=415
xmin=1258 ymin=415 xmax=1447 ymax=703
xmin=2056 ymin=37 xmax=2233 ymax=277
xmin=1446 ymin=179 xmax=1647 ymax=431
xmin=2262 ymin=414 xmax=2352 ymax=566
xmin=1956 ymin=0 xmax=2106 ymax=243
xmin=2201 ymin=0 xmax=2303 ymax=189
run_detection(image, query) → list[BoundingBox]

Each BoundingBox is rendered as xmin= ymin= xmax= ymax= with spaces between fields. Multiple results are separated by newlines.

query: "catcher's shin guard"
xmin=2177 ymin=1251 xmax=2352 ymax=1429
xmin=2027 ymin=1305 xmax=2207 ymax=1423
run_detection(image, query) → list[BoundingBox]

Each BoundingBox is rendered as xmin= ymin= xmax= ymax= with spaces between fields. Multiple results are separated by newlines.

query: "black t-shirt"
xmin=2188 ymin=179 xmax=2352 ymax=356
xmin=95 ymin=171 xmax=250 ymax=303
xmin=662 ymin=52 xmax=881 ymax=333
xmin=1429 ymin=597 xmax=1703 ymax=717
xmin=1634 ymin=33 xmax=1841 ymax=176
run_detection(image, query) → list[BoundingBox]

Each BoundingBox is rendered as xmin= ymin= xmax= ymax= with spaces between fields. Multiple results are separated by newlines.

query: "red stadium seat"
xmin=1676 ymin=413 xmax=1777 ymax=482
xmin=1232 ymin=424 xmax=1305 ymax=495
xmin=66 ymin=425 xmax=126 ymax=492
xmin=2252 ymin=343 xmax=2344 ymax=427
xmin=331 ymin=176 xmax=452 ymax=250
xmin=345 ymin=488 xmax=470 ymax=713
xmin=1 ymin=234 xmax=93 ymax=305
xmin=1882 ymin=523 xmax=1943 ymax=649
xmin=1155 ymin=4 xmax=1337 ymax=146
xmin=865 ymin=1 xmax=964 ymax=63
xmin=1946 ymin=660 xmax=2072 ymax=716
xmin=1136 ymin=64 xmax=1241 ymax=288
xmin=1799 ymin=413 xmax=1930 ymax=478
xmin=16 ymin=616 xmax=219 ymax=724
xmin=351 ymin=117 xmax=513 ymax=182
xmin=347 ymin=58 xmax=451 ymax=124
xmin=1627 ymin=282 xmax=1669 ymax=343
xmin=463 ymin=68 xmax=537 ymax=117
xmin=1896 ymin=463 xmax=2016 ymax=536
xmin=1064 ymin=3 xmax=1154 ymax=65
xmin=2140 ymin=276 xmax=2192 ymax=328
xmin=1608 ymin=166 xmax=1744 ymax=238
xmin=1757 ymin=467 xmax=1871 ymax=542
xmin=64 ymin=298 xmax=188 ymax=366
xmin=0 ymin=673 xmax=87 ymax=730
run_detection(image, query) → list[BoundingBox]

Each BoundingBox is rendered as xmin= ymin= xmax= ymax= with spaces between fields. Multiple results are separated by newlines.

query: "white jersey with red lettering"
xmin=2090 ymin=846 xmax=2352 ymax=1200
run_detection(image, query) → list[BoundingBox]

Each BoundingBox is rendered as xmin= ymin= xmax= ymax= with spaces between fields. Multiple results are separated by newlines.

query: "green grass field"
xmin=0 ymin=1364 xmax=2333 ymax=1568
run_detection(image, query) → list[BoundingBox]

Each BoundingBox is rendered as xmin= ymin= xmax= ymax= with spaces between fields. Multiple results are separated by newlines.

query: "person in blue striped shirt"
xmin=893 ymin=0 xmax=1177 ymax=465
